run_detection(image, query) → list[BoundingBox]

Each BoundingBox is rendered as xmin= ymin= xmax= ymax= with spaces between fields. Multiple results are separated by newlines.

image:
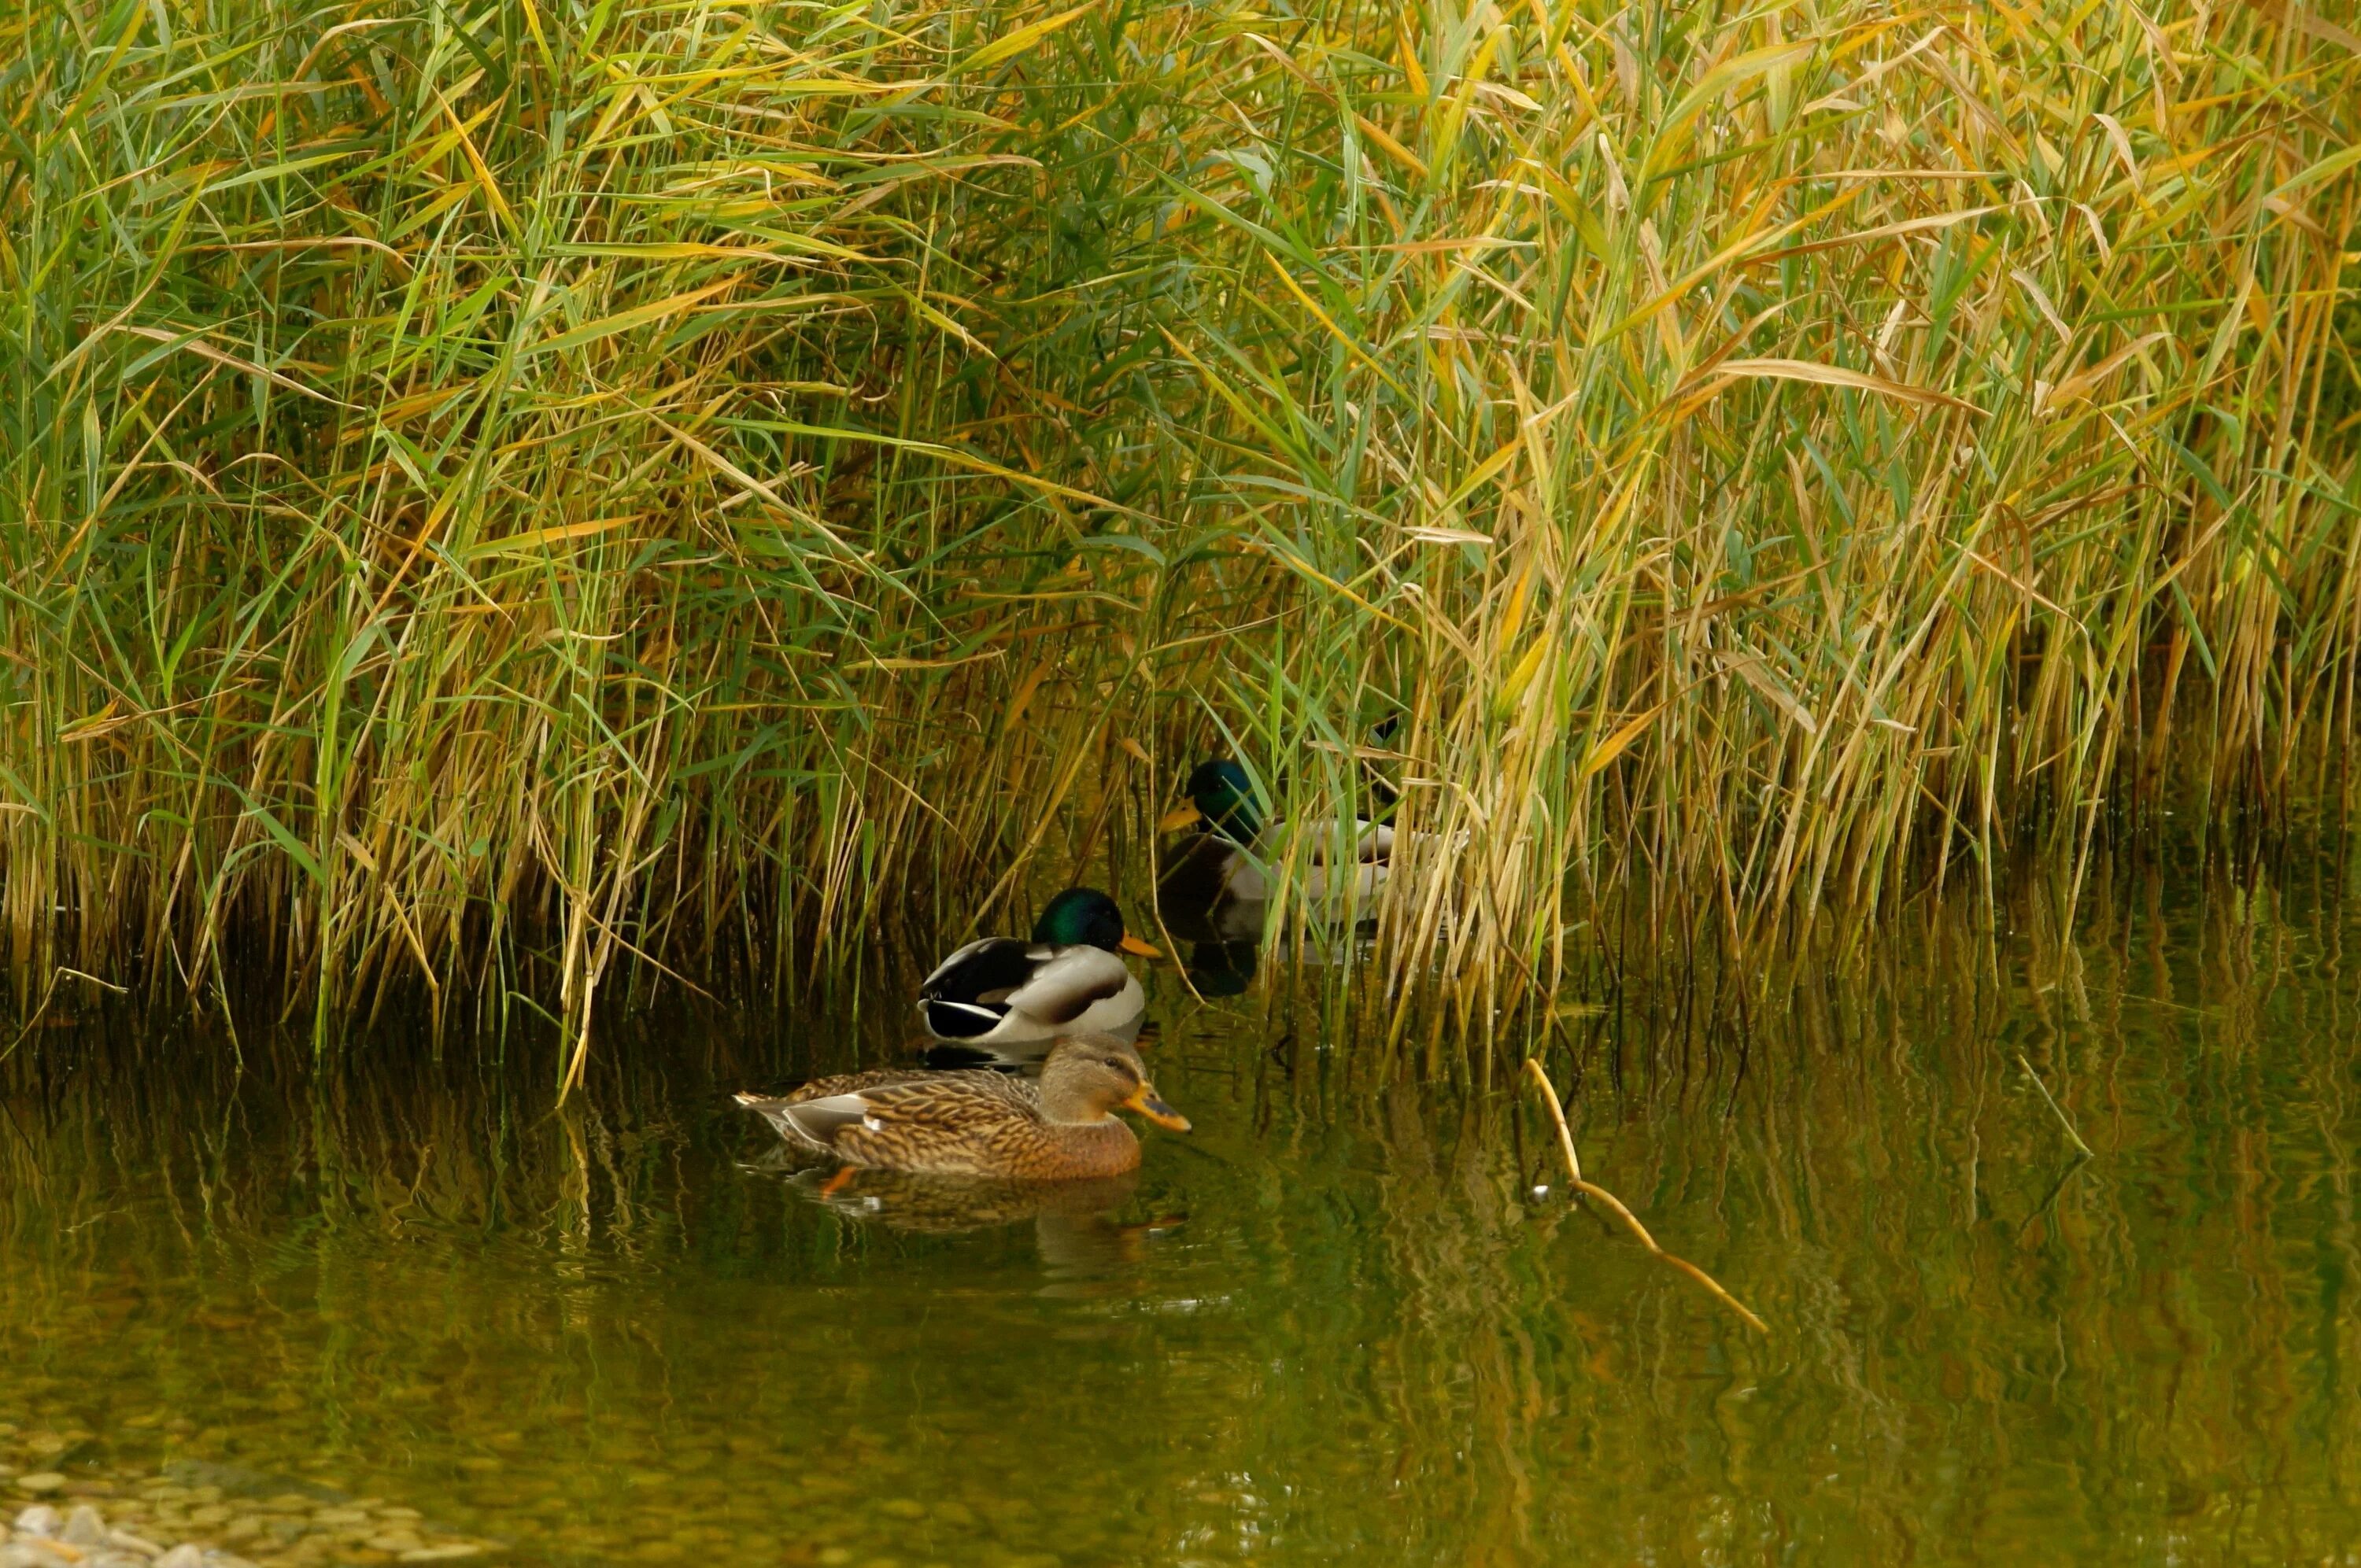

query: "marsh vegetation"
xmin=2 ymin=0 xmax=2356 ymax=1068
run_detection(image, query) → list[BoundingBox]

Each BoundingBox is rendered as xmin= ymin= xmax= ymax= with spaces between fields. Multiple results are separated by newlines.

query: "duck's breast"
xmin=1013 ymin=1117 xmax=1140 ymax=1179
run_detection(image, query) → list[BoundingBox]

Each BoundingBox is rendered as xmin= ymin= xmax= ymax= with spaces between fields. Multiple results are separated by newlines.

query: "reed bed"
xmin=2 ymin=0 xmax=2356 ymax=1061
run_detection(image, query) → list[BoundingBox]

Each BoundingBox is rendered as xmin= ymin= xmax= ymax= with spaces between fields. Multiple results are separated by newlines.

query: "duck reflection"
xmin=774 ymin=1164 xmax=1176 ymax=1279
xmin=783 ymin=1164 xmax=1137 ymax=1233
xmin=1158 ymin=891 xmax=1265 ymax=996
xmin=1158 ymin=886 xmax=1384 ymax=996
xmin=1181 ymin=941 xmax=1260 ymax=996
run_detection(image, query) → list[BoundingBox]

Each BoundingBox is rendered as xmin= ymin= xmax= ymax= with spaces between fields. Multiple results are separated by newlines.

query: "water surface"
xmin=6 ymin=867 xmax=2361 ymax=1564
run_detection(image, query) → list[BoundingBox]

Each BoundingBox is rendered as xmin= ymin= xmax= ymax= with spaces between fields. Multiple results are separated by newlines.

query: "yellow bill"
xmin=1122 ymin=1083 xmax=1192 ymax=1132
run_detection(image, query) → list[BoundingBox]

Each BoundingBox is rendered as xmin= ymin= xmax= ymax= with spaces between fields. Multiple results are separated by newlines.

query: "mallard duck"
xmin=917 ymin=887 xmax=1158 ymax=1057
xmin=733 ymin=1035 xmax=1189 ymax=1179
xmin=1157 ymin=759 xmax=1393 ymax=905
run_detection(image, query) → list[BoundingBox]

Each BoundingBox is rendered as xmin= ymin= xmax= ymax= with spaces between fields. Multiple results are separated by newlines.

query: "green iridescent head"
xmin=1186 ymin=759 xmax=1262 ymax=843
xmin=1033 ymin=887 xmax=1129 ymax=950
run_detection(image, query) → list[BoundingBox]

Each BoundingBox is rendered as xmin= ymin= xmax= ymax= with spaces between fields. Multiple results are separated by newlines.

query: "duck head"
xmin=1180 ymin=759 xmax=1263 ymax=843
xmin=1037 ymin=1035 xmax=1192 ymax=1131
xmin=1034 ymin=886 xmax=1160 ymax=957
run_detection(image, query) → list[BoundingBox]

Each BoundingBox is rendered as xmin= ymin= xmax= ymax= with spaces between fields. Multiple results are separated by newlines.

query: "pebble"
xmin=0 ymin=1485 xmax=489 ymax=1568
xmin=10 ymin=1481 xmax=61 ymax=1499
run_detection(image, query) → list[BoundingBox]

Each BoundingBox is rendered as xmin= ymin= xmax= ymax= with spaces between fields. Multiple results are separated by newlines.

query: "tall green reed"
xmin=2 ymin=0 xmax=2355 ymax=1072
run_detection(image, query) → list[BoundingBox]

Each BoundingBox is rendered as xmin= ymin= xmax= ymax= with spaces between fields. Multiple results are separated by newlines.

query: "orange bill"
xmin=1119 ymin=933 xmax=1163 ymax=957
xmin=1157 ymin=803 xmax=1203 ymax=833
xmin=1122 ymin=1084 xmax=1192 ymax=1132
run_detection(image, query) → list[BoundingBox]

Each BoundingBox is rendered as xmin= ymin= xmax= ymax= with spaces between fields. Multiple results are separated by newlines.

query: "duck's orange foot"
xmin=819 ymin=1165 xmax=859 ymax=1198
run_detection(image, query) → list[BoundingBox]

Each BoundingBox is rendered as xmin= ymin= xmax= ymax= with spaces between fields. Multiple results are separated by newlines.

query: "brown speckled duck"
xmin=733 ymin=1035 xmax=1189 ymax=1179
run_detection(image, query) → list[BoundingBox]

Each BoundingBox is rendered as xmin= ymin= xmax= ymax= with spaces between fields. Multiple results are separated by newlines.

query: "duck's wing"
xmin=1298 ymin=818 xmax=1395 ymax=865
xmin=784 ymin=1072 xmax=1040 ymax=1162
xmin=918 ymin=936 xmax=1054 ymax=1038
xmin=1002 ymin=944 xmax=1136 ymax=1026
xmin=768 ymin=1090 xmax=875 ymax=1151
xmin=737 ymin=1061 xmax=1013 ymax=1152
xmin=862 ymin=1070 xmax=1038 ymax=1120
xmin=919 ymin=936 xmax=1041 ymax=997
xmin=781 ymin=1068 xmax=931 ymax=1103
xmin=1211 ymin=818 xmax=1389 ymax=902
xmin=735 ymin=1089 xmax=856 ymax=1154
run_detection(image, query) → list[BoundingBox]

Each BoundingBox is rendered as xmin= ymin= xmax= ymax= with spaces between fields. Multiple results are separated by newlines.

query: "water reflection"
xmin=1160 ymin=890 xmax=1269 ymax=996
xmin=1 ymin=861 xmax=2359 ymax=1563
xmin=750 ymin=1164 xmax=1166 ymax=1279
xmin=1158 ymin=888 xmax=1383 ymax=997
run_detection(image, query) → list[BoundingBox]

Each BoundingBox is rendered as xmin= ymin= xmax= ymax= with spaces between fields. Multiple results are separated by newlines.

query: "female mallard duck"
xmin=733 ymin=1035 xmax=1189 ymax=1179
xmin=1157 ymin=759 xmax=1393 ymax=906
xmin=917 ymin=887 xmax=1158 ymax=1057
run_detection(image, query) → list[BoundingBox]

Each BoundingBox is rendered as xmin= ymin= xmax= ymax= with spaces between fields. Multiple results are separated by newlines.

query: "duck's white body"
xmin=918 ymin=939 xmax=1146 ymax=1051
xmin=1198 ymin=819 xmax=1395 ymax=903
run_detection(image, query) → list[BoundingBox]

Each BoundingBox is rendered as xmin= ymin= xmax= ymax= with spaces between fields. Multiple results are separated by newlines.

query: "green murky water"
xmin=8 ymin=868 xmax=2361 ymax=1565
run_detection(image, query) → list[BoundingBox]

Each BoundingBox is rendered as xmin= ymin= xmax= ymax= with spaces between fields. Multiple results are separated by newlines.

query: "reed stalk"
xmin=1523 ymin=1057 xmax=1768 ymax=1334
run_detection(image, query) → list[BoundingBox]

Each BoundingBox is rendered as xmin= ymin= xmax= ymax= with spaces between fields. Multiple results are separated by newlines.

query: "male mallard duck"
xmin=1157 ymin=759 xmax=1393 ymax=905
xmin=733 ymin=1035 xmax=1189 ymax=1179
xmin=917 ymin=887 xmax=1158 ymax=1057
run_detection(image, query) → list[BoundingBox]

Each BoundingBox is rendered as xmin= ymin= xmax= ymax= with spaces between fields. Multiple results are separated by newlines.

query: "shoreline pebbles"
xmin=6 ymin=1481 xmax=495 ymax=1568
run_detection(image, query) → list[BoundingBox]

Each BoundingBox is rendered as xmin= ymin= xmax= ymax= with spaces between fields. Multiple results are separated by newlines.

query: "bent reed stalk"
xmin=2 ymin=0 xmax=2356 ymax=1064
xmin=1522 ymin=1057 xmax=1768 ymax=1334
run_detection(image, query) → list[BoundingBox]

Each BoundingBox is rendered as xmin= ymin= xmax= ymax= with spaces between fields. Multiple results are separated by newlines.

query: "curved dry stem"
xmin=1523 ymin=1057 xmax=1769 ymax=1337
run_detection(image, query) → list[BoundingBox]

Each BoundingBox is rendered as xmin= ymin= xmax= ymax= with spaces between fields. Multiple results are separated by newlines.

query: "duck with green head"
xmin=916 ymin=887 xmax=1159 ymax=1060
xmin=1158 ymin=758 xmax=1394 ymax=906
